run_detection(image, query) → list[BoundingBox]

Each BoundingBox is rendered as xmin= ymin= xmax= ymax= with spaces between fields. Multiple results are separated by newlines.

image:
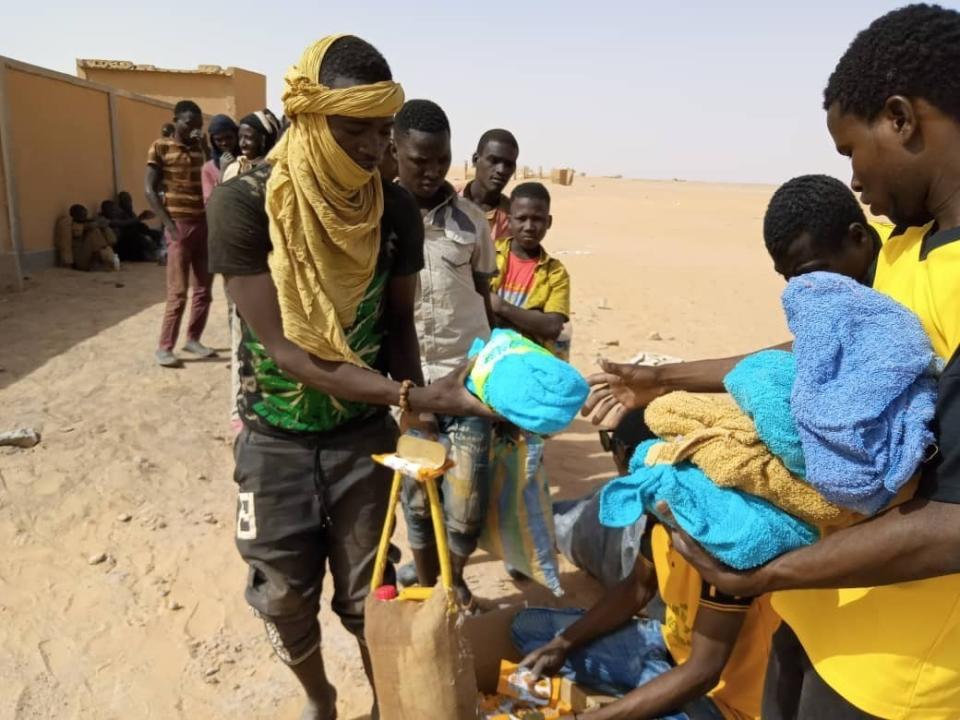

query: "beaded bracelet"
xmin=399 ymin=379 xmax=414 ymax=413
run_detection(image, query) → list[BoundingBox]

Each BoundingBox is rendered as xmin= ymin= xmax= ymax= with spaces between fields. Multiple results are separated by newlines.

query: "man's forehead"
xmin=482 ymin=140 xmax=518 ymax=159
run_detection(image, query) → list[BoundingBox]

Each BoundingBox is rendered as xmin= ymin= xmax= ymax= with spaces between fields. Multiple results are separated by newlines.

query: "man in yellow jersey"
xmin=513 ymin=417 xmax=778 ymax=720
xmin=583 ymin=5 xmax=960 ymax=718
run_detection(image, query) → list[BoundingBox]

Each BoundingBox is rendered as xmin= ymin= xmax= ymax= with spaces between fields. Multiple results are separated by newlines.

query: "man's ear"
xmin=390 ymin=140 xmax=397 ymax=162
xmin=883 ymin=95 xmax=919 ymax=147
xmin=471 ymin=151 xmax=479 ymax=167
xmin=848 ymin=221 xmax=872 ymax=248
xmin=546 ymin=214 xmax=554 ymax=231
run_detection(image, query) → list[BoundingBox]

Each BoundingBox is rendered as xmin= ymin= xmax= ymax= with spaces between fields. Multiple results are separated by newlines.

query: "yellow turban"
xmin=265 ymin=35 xmax=405 ymax=366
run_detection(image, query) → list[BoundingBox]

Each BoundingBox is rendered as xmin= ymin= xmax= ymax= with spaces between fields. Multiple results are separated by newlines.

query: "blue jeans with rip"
xmin=511 ymin=608 xmax=726 ymax=720
xmin=401 ymin=414 xmax=492 ymax=557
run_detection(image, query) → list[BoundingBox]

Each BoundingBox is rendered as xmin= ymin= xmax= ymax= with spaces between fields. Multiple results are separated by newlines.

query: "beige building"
xmin=0 ymin=55 xmax=266 ymax=290
xmin=77 ymin=60 xmax=266 ymax=120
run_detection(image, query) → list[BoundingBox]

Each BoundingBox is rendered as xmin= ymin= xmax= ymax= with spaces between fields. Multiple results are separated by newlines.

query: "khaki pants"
xmin=74 ymin=227 xmax=117 ymax=271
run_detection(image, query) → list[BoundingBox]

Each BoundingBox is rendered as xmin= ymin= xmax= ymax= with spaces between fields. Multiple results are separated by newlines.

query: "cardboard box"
xmin=463 ymin=606 xmax=612 ymax=714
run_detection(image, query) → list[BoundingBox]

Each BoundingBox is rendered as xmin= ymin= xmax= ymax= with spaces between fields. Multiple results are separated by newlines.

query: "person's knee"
xmin=244 ymin=568 xmax=322 ymax=666
xmin=255 ymin=609 xmax=321 ymax=666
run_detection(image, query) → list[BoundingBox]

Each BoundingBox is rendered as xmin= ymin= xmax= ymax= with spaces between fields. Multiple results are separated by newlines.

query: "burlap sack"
xmin=364 ymin=586 xmax=479 ymax=719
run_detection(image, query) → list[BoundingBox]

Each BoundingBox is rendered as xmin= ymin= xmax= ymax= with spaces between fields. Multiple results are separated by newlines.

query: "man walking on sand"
xmin=146 ymin=100 xmax=216 ymax=368
xmin=207 ymin=36 xmax=492 ymax=720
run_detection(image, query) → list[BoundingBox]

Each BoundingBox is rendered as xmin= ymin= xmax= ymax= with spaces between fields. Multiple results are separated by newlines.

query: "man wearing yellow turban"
xmin=207 ymin=35 xmax=490 ymax=720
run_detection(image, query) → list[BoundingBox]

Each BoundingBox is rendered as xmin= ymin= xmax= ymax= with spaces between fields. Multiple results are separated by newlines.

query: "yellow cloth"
xmin=772 ymin=224 xmax=960 ymax=719
xmin=265 ymin=35 xmax=405 ymax=366
xmin=651 ymin=524 xmax=779 ymax=720
xmin=644 ymin=391 xmax=860 ymax=532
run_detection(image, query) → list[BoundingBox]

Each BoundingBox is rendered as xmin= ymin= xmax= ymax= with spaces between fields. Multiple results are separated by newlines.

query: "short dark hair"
xmin=174 ymin=100 xmax=202 ymax=117
xmin=477 ymin=128 xmax=518 ymax=154
xmin=511 ymin=182 xmax=551 ymax=207
xmin=394 ymin=99 xmax=450 ymax=137
xmin=69 ymin=204 xmax=86 ymax=219
xmin=100 ymin=200 xmax=115 ymax=215
xmin=763 ymin=175 xmax=866 ymax=263
xmin=824 ymin=4 xmax=960 ymax=122
xmin=319 ymin=35 xmax=392 ymax=86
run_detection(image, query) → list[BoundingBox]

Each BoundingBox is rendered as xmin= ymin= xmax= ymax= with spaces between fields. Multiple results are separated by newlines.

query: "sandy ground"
xmin=0 ymin=177 xmax=789 ymax=719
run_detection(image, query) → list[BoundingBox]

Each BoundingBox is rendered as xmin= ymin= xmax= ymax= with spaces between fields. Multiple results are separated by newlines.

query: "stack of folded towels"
xmin=600 ymin=272 xmax=938 ymax=569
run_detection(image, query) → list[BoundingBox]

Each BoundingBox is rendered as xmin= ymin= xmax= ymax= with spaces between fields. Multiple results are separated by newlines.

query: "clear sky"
xmin=2 ymin=0 xmax=909 ymax=183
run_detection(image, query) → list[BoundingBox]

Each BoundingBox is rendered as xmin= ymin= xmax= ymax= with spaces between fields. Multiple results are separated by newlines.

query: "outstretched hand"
xmin=581 ymin=359 xmax=664 ymax=428
xmin=655 ymin=501 xmax=766 ymax=597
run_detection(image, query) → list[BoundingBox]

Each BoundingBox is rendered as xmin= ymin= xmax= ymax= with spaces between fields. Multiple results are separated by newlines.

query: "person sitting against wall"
xmin=100 ymin=193 xmax=159 ymax=262
xmin=54 ymin=204 xmax=119 ymax=272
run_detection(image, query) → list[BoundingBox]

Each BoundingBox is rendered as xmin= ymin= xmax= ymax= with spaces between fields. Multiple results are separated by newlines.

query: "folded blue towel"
xmin=599 ymin=440 xmax=817 ymax=570
xmin=466 ymin=329 xmax=589 ymax=434
xmin=784 ymin=272 xmax=937 ymax=514
xmin=724 ymin=350 xmax=805 ymax=477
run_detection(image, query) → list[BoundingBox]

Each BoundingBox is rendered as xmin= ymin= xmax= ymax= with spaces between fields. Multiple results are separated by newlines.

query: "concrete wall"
xmin=230 ymin=68 xmax=266 ymax=118
xmin=6 ymin=67 xmax=114 ymax=268
xmin=0 ymin=57 xmax=181 ymax=289
xmin=78 ymin=62 xmax=266 ymax=120
xmin=115 ymin=96 xmax=175 ymax=200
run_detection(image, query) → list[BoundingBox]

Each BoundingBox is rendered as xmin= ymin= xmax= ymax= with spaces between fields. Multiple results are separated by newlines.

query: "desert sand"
xmin=0 ymin=176 xmax=789 ymax=719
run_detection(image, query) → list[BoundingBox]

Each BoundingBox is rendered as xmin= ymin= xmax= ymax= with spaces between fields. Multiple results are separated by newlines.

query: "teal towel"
xmin=724 ymin=350 xmax=805 ymax=478
xmin=599 ymin=440 xmax=817 ymax=570
xmin=467 ymin=329 xmax=589 ymax=434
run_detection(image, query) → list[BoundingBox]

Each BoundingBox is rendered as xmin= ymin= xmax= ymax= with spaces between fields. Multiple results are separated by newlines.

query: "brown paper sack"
xmin=365 ymin=586 xmax=479 ymax=719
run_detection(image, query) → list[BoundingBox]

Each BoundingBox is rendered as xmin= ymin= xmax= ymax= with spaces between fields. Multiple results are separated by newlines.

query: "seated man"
xmin=101 ymin=195 xmax=159 ymax=262
xmin=514 ymin=507 xmax=777 ymax=720
xmin=54 ymin=204 xmax=119 ymax=271
xmin=490 ymin=182 xmax=570 ymax=357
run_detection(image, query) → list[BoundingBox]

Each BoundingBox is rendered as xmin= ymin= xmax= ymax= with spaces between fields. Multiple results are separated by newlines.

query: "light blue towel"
xmin=724 ymin=350 xmax=805 ymax=477
xmin=466 ymin=329 xmax=589 ymax=434
xmin=598 ymin=440 xmax=817 ymax=570
xmin=784 ymin=272 xmax=937 ymax=514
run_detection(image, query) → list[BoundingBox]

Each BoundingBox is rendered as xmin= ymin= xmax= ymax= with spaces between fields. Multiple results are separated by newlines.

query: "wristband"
xmin=399 ymin=379 xmax=415 ymax=413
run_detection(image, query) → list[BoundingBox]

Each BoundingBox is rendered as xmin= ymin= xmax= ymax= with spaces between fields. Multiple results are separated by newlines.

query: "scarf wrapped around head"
xmin=208 ymin=114 xmax=239 ymax=168
xmin=240 ymin=109 xmax=282 ymax=156
xmin=266 ymin=35 xmax=404 ymax=367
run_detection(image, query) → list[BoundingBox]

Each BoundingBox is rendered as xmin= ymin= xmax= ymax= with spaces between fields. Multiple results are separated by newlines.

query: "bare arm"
xmin=668 ymin=497 xmax=960 ymax=597
xmin=145 ymin=165 xmax=175 ymax=235
xmin=579 ymin=606 xmax=746 ymax=720
xmin=491 ymin=293 xmax=566 ymax=341
xmin=226 ymin=272 xmax=493 ymax=417
xmin=385 ymin=273 xmax=426 ymax=386
xmin=583 ymin=341 xmax=793 ymax=428
xmin=520 ymin=554 xmax=657 ymax=679
xmin=474 ymin=273 xmax=497 ymax=331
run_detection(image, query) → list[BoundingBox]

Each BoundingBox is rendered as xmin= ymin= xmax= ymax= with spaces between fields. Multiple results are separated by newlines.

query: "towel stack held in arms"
xmin=599 ymin=270 xmax=938 ymax=569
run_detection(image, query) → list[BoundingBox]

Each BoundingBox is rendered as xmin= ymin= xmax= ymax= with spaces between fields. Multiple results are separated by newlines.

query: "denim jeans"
xmin=401 ymin=414 xmax=492 ymax=557
xmin=511 ymin=608 xmax=726 ymax=720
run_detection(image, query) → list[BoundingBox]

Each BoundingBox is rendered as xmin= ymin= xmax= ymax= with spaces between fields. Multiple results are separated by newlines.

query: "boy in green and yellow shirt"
xmin=490 ymin=182 xmax=571 ymax=357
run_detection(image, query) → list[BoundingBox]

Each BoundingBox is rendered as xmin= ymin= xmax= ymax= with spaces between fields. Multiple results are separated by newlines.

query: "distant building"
xmin=76 ymin=59 xmax=266 ymax=119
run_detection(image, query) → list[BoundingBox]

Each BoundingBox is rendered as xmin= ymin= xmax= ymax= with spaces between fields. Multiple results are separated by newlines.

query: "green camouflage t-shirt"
xmin=207 ymin=164 xmax=424 ymax=436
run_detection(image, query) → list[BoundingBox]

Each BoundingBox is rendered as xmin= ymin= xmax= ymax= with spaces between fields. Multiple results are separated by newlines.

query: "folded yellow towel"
xmin=645 ymin=391 xmax=861 ymax=531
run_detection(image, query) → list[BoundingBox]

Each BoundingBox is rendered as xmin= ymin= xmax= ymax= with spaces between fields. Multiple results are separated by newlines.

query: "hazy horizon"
xmin=2 ymin=1 xmax=906 ymax=184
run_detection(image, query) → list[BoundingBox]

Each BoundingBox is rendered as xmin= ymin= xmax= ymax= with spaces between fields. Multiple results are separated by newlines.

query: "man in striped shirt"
xmin=146 ymin=99 xmax=215 ymax=367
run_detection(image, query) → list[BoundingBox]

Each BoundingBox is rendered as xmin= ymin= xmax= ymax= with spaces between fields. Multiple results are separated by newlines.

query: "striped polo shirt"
xmin=147 ymin=137 xmax=205 ymax=218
